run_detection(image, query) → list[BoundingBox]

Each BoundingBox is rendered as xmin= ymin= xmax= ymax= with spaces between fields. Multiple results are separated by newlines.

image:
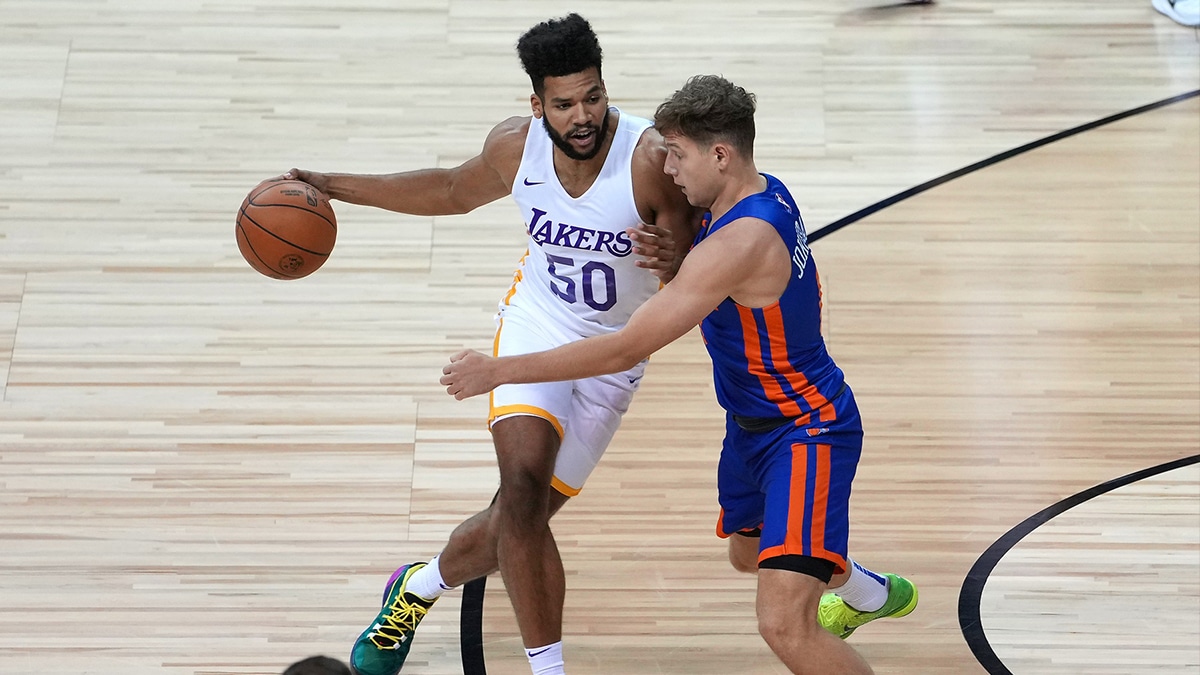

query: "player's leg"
xmin=361 ymin=378 xmax=629 ymax=675
xmin=496 ymin=369 xmax=636 ymax=674
xmin=715 ymin=414 xmax=771 ymax=574
xmin=751 ymin=437 xmax=874 ymax=674
xmin=729 ymin=524 xmax=907 ymax=622
xmin=809 ymin=392 xmax=917 ymax=639
xmin=467 ymin=317 xmax=576 ymax=656
xmin=349 ymin=454 xmax=572 ymax=675
xmin=433 ymin=368 xmax=630 ymax=588
xmin=442 ymin=315 xmax=571 ymax=655
xmin=470 ymin=346 xmax=637 ymax=674
xmin=819 ymin=559 xmax=918 ymax=639
xmin=722 ymin=403 xmax=879 ymax=673
xmin=723 ymin=434 xmax=887 ymax=601
xmin=756 ymin=566 xmax=873 ymax=675
xmin=429 ymin=487 xmax=571 ymax=588
xmin=489 ymin=414 xmax=566 ymax=650
xmin=728 ymin=529 xmax=761 ymax=574
xmin=348 ymin=413 xmax=566 ymax=675
xmin=350 ymin=316 xmax=574 ymax=675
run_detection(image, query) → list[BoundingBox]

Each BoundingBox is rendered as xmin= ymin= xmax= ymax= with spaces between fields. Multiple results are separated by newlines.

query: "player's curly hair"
xmin=516 ymin=13 xmax=603 ymax=96
xmin=654 ymin=75 xmax=757 ymax=157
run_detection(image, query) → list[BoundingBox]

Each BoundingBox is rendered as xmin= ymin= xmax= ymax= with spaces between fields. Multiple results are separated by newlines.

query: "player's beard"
xmin=543 ymin=110 xmax=611 ymax=161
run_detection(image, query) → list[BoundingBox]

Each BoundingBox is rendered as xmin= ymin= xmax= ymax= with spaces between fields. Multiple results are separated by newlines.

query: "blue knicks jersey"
xmin=697 ymin=174 xmax=846 ymax=422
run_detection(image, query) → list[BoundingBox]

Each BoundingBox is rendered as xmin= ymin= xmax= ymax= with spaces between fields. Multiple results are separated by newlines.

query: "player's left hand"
xmin=441 ymin=349 xmax=498 ymax=400
xmin=629 ymin=223 xmax=681 ymax=283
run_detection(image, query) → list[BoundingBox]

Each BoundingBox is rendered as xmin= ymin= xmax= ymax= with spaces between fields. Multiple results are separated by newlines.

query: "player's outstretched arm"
xmin=439 ymin=222 xmax=763 ymax=400
xmin=283 ymin=116 xmax=527 ymax=217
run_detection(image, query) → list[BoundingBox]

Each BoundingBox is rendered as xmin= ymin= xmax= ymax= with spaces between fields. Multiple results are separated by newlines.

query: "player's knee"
xmin=729 ymin=546 xmax=758 ymax=574
xmin=496 ymin=468 xmax=551 ymax=521
xmin=728 ymin=535 xmax=760 ymax=574
xmin=499 ymin=464 xmax=551 ymax=495
xmin=757 ymin=608 xmax=818 ymax=652
xmin=756 ymin=611 xmax=793 ymax=648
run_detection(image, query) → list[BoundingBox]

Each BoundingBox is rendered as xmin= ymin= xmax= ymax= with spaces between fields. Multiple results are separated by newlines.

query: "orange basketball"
xmin=236 ymin=179 xmax=337 ymax=280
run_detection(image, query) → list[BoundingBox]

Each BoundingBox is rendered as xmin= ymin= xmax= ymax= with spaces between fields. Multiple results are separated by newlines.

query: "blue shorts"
xmin=715 ymin=387 xmax=863 ymax=575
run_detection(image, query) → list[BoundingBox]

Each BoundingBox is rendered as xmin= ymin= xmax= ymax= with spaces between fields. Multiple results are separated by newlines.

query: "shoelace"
xmin=369 ymin=594 xmax=430 ymax=649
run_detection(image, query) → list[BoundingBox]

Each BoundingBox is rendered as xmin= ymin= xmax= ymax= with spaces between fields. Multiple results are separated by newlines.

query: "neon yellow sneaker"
xmin=350 ymin=563 xmax=437 ymax=675
xmin=818 ymin=573 xmax=918 ymax=639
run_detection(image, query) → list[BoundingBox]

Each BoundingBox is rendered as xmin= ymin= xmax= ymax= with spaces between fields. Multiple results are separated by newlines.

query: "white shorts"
xmin=489 ymin=305 xmax=645 ymax=497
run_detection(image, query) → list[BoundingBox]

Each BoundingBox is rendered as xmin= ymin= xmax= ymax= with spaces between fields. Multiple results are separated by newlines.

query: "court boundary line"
xmin=959 ymin=454 xmax=1200 ymax=674
xmin=809 ymin=89 xmax=1200 ymax=243
xmin=460 ymin=88 xmax=1200 ymax=675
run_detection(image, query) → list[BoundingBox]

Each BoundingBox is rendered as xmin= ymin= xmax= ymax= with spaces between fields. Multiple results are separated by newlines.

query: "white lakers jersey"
xmin=503 ymin=108 xmax=659 ymax=336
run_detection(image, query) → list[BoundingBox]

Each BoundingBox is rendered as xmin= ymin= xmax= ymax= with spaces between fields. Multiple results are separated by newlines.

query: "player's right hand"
xmin=440 ymin=349 xmax=499 ymax=400
xmin=282 ymin=168 xmax=331 ymax=194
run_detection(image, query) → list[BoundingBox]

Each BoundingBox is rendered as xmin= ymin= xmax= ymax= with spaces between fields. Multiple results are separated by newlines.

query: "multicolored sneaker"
xmin=350 ymin=563 xmax=437 ymax=675
xmin=818 ymin=573 xmax=918 ymax=639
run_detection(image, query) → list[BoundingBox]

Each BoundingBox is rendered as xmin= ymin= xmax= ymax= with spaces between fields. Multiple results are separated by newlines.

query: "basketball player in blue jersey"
xmin=442 ymin=75 xmax=917 ymax=674
xmin=282 ymin=14 xmax=699 ymax=675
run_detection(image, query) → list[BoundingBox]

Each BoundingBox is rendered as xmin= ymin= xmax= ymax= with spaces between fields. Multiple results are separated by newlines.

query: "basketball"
xmin=236 ymin=179 xmax=337 ymax=279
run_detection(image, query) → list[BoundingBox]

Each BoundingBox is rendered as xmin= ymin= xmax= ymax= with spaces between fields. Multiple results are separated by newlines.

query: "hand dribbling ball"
xmin=236 ymin=179 xmax=337 ymax=279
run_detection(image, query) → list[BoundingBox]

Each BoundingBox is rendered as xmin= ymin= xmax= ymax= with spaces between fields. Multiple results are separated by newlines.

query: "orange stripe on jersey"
xmin=737 ymin=304 xmax=803 ymax=417
xmin=758 ymin=443 xmax=811 ymax=564
xmin=715 ymin=507 xmax=731 ymax=539
xmin=485 ymin=320 xmax=567 ymax=442
xmin=808 ymin=443 xmax=832 ymax=562
xmin=761 ymin=303 xmax=829 ymax=421
xmin=758 ymin=443 xmax=846 ymax=573
xmin=792 ymin=411 xmax=813 ymax=428
xmin=488 ymin=318 xmax=505 ymax=414
xmin=489 ymin=403 xmax=564 ymax=439
xmin=759 ymin=543 xmax=786 ymax=561
xmin=784 ymin=442 xmax=811 ymax=557
xmin=491 ymin=318 xmax=504 ymax=357
xmin=551 ymin=475 xmax=582 ymax=497
xmin=501 ymin=249 xmax=529 ymax=306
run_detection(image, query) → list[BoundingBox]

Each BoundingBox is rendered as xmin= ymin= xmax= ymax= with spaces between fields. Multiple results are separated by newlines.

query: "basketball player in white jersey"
xmin=283 ymin=14 xmax=699 ymax=675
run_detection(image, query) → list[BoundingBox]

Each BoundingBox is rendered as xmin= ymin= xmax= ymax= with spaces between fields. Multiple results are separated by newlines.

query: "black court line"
xmin=459 ymin=89 xmax=1200 ymax=675
xmin=460 ymin=577 xmax=487 ymax=673
xmin=809 ymin=89 xmax=1200 ymax=243
xmin=959 ymin=454 xmax=1200 ymax=674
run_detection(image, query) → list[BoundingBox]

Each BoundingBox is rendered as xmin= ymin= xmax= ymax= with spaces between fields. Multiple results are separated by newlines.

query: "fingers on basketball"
xmin=235 ymin=179 xmax=337 ymax=280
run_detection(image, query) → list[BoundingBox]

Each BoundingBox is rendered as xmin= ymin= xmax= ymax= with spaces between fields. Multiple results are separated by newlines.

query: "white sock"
xmin=525 ymin=641 xmax=565 ymax=675
xmin=828 ymin=558 xmax=889 ymax=612
xmin=406 ymin=554 xmax=454 ymax=601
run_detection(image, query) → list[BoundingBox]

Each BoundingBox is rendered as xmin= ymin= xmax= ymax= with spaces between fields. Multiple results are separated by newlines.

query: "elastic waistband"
xmin=731 ymin=383 xmax=848 ymax=433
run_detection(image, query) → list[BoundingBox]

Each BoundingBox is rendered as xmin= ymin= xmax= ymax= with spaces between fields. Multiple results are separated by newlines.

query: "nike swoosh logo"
xmin=527 ymin=646 xmax=553 ymax=657
xmin=523 ymin=178 xmax=546 ymax=186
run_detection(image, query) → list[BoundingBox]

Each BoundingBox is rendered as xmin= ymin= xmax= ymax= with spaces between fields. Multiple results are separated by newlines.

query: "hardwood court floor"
xmin=983 ymin=463 xmax=1200 ymax=674
xmin=0 ymin=2 xmax=1197 ymax=674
